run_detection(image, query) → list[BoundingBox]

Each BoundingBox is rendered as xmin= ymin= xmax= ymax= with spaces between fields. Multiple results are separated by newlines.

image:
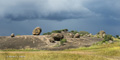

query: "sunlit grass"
xmin=0 ymin=52 xmax=109 ymax=60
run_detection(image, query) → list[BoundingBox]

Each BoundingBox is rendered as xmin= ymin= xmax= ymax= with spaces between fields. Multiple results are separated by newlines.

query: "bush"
xmin=104 ymin=35 xmax=113 ymax=41
xmin=79 ymin=31 xmax=89 ymax=35
xmin=52 ymin=30 xmax=61 ymax=33
xmin=116 ymin=35 xmax=120 ymax=39
xmin=60 ymin=39 xmax=67 ymax=45
xmin=61 ymin=29 xmax=68 ymax=32
xmin=116 ymin=35 xmax=119 ymax=38
xmin=43 ymin=32 xmax=52 ymax=35
xmin=70 ymin=30 xmax=78 ymax=34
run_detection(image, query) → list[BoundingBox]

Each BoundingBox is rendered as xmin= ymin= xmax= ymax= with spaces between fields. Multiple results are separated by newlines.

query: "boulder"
xmin=32 ymin=27 xmax=42 ymax=35
xmin=51 ymin=33 xmax=64 ymax=41
xmin=49 ymin=38 xmax=55 ymax=43
xmin=74 ymin=33 xmax=80 ymax=38
xmin=11 ymin=33 xmax=15 ymax=37
xmin=67 ymin=33 xmax=74 ymax=38
xmin=87 ymin=35 xmax=90 ymax=37
xmin=87 ymin=33 xmax=92 ymax=37
xmin=108 ymin=40 xmax=113 ymax=44
xmin=98 ymin=30 xmax=106 ymax=38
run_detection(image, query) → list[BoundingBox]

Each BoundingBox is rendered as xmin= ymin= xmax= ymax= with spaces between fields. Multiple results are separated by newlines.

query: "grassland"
xmin=0 ymin=38 xmax=120 ymax=60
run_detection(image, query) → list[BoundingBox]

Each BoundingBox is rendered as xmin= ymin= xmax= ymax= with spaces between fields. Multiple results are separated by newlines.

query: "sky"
xmin=0 ymin=0 xmax=120 ymax=36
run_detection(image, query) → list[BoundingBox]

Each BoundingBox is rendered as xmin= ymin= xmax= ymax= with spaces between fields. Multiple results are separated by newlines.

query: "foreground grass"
xmin=0 ymin=51 xmax=109 ymax=60
xmin=64 ymin=38 xmax=120 ymax=60
xmin=0 ymin=38 xmax=120 ymax=60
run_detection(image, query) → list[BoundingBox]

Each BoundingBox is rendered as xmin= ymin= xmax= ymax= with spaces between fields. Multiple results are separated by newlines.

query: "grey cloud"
xmin=0 ymin=0 xmax=96 ymax=21
xmin=0 ymin=0 xmax=120 ymax=21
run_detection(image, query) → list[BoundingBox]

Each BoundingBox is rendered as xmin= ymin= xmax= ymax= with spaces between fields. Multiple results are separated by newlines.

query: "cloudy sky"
xmin=0 ymin=0 xmax=120 ymax=36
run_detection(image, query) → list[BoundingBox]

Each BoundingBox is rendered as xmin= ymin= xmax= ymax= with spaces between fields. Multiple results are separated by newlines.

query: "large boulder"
xmin=51 ymin=33 xmax=64 ymax=41
xmin=32 ymin=27 xmax=42 ymax=35
xmin=74 ymin=33 xmax=80 ymax=38
xmin=11 ymin=33 xmax=15 ymax=37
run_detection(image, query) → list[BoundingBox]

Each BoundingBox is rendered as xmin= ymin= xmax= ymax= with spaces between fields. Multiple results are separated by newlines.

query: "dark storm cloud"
xmin=0 ymin=0 xmax=120 ymax=21
xmin=0 ymin=0 xmax=96 ymax=21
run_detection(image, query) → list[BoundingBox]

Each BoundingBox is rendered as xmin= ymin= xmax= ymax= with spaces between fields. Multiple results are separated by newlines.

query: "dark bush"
xmin=116 ymin=35 xmax=119 ymax=38
xmin=104 ymin=35 xmax=113 ymax=41
xmin=52 ymin=30 xmax=61 ymax=33
xmin=61 ymin=29 xmax=68 ymax=32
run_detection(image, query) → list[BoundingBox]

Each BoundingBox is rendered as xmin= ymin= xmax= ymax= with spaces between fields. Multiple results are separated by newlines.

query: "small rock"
xmin=109 ymin=40 xmax=113 ymax=43
xmin=11 ymin=33 xmax=15 ymax=37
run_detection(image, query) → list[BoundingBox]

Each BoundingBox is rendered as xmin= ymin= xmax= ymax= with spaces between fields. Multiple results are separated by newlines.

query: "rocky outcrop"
xmin=0 ymin=35 xmax=103 ymax=50
xmin=32 ymin=27 xmax=42 ymax=35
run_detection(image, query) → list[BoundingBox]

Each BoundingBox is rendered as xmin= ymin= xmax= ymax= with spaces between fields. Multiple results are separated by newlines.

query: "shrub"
xmin=60 ymin=39 xmax=67 ymax=45
xmin=116 ymin=35 xmax=119 ymax=38
xmin=61 ymin=29 xmax=68 ymax=32
xmin=116 ymin=35 xmax=120 ymax=39
xmin=70 ymin=30 xmax=78 ymax=34
xmin=104 ymin=35 xmax=113 ymax=41
xmin=43 ymin=32 xmax=51 ymax=35
xmin=79 ymin=31 xmax=89 ymax=35
xmin=52 ymin=30 xmax=61 ymax=33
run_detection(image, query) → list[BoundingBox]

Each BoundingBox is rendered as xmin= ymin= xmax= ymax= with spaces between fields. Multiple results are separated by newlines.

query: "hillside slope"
xmin=0 ymin=35 xmax=103 ymax=50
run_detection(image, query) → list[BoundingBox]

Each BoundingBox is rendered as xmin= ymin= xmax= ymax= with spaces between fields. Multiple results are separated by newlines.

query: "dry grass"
xmin=0 ymin=51 xmax=109 ymax=60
